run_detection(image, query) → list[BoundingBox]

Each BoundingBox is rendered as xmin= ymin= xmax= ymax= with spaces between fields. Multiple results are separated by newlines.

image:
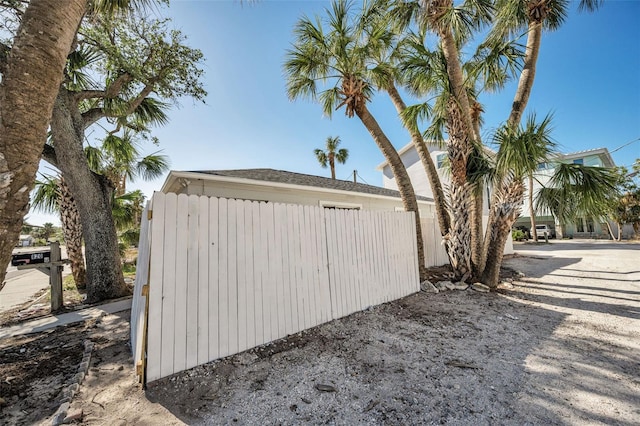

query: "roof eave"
xmin=163 ymin=170 xmax=434 ymax=204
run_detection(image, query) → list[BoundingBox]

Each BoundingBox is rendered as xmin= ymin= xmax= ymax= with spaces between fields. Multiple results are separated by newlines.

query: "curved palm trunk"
xmin=58 ymin=178 xmax=87 ymax=289
xmin=481 ymin=178 xmax=525 ymax=287
xmin=355 ymin=104 xmax=428 ymax=280
xmin=386 ymin=85 xmax=451 ymax=236
xmin=0 ymin=0 xmax=86 ymax=286
xmin=528 ymin=174 xmax=538 ymax=242
xmin=470 ymin=187 xmax=484 ymax=276
xmin=51 ymin=90 xmax=127 ymax=303
xmin=508 ymin=20 xmax=542 ymax=127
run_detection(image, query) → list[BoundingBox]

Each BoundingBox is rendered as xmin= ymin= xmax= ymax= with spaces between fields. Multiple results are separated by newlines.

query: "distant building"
xmin=376 ymin=142 xmax=512 ymax=254
xmin=18 ymin=235 xmax=34 ymax=247
xmin=514 ymin=147 xmax=623 ymax=239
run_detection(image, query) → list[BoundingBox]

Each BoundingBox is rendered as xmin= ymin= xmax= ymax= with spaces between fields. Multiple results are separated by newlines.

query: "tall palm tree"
xmin=285 ymin=0 xmax=428 ymax=279
xmin=32 ymin=176 xmax=87 ymax=288
xmin=314 ymin=136 xmax=349 ymax=180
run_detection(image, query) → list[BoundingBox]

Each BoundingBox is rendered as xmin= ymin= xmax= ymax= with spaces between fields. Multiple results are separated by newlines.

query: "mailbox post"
xmin=14 ymin=242 xmax=69 ymax=311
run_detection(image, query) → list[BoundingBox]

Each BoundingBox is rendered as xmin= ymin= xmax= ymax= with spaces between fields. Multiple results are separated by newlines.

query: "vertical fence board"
xmin=146 ymin=193 xmax=166 ymax=382
xmin=276 ymin=204 xmax=297 ymax=334
xmin=317 ymin=208 xmax=331 ymax=323
xmin=173 ymin=194 xmax=189 ymax=374
xmin=301 ymin=206 xmax=315 ymax=327
xmin=243 ymin=200 xmax=256 ymax=349
xmin=252 ymin=202 xmax=265 ymax=346
xmin=227 ymin=199 xmax=239 ymax=356
xmin=308 ymin=206 xmax=323 ymax=327
xmin=197 ymin=196 xmax=210 ymax=365
xmin=208 ymin=197 xmax=220 ymax=361
xmin=236 ymin=200 xmax=248 ymax=353
xmin=285 ymin=204 xmax=300 ymax=334
xmin=159 ymin=194 xmax=176 ymax=378
xmin=217 ymin=198 xmax=229 ymax=358
xmin=186 ymin=195 xmax=200 ymax=370
xmin=274 ymin=204 xmax=287 ymax=338
xmin=265 ymin=202 xmax=278 ymax=342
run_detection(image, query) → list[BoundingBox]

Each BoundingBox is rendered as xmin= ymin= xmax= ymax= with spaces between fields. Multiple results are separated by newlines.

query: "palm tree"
xmin=285 ymin=0 xmax=428 ymax=279
xmin=480 ymin=114 xmax=557 ymax=285
xmin=32 ymin=176 xmax=87 ymax=288
xmin=314 ymin=136 xmax=349 ymax=180
xmin=85 ymin=130 xmax=170 ymax=196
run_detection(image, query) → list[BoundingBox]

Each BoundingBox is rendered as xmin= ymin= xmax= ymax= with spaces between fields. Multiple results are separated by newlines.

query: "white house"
xmin=375 ymin=142 xmax=513 ymax=254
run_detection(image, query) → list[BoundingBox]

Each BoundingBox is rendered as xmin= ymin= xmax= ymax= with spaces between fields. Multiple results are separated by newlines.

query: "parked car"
xmin=534 ymin=224 xmax=556 ymax=239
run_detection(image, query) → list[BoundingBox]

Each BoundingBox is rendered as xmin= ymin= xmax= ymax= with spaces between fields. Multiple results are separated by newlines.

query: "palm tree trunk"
xmin=0 ymin=0 xmax=86 ymax=286
xmin=329 ymin=155 xmax=336 ymax=180
xmin=355 ymin=104 xmax=428 ymax=280
xmin=438 ymin=26 xmax=476 ymax=143
xmin=470 ymin=188 xmax=484 ymax=276
xmin=481 ymin=179 xmax=525 ymax=287
xmin=528 ymin=174 xmax=538 ymax=242
xmin=481 ymin=17 xmax=543 ymax=278
xmin=445 ymin=99 xmax=473 ymax=281
xmin=386 ymin=85 xmax=451 ymax=236
xmin=58 ymin=178 xmax=87 ymax=289
xmin=508 ymin=20 xmax=542 ymax=127
xmin=51 ymin=90 xmax=127 ymax=303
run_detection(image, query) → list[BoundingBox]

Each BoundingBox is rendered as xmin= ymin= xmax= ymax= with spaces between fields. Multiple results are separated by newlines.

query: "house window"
xmin=576 ymin=218 xmax=584 ymax=233
xmin=573 ymin=159 xmax=584 ymax=165
xmin=537 ymin=162 xmax=548 ymax=170
xmin=436 ymin=153 xmax=447 ymax=169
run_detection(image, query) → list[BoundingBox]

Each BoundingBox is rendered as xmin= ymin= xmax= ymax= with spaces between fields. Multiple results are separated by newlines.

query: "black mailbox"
xmin=11 ymin=251 xmax=51 ymax=266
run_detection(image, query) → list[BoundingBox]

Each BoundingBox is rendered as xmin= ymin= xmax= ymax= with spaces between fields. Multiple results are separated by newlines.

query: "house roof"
xmin=166 ymin=168 xmax=433 ymax=202
xmin=559 ymin=147 xmax=615 ymax=167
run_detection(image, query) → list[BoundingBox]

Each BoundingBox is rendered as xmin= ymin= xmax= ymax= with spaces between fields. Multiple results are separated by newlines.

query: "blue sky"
xmin=29 ymin=0 xmax=640 ymax=225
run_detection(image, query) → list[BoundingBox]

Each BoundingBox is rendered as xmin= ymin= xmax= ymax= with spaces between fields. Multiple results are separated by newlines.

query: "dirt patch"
xmin=1 ymin=244 xmax=638 ymax=425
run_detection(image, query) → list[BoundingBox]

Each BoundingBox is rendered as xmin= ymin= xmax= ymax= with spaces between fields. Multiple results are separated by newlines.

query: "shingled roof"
xmin=188 ymin=168 xmax=433 ymax=202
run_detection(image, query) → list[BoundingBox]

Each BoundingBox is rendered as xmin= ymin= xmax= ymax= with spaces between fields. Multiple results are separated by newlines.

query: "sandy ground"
xmin=0 ymin=240 xmax=638 ymax=425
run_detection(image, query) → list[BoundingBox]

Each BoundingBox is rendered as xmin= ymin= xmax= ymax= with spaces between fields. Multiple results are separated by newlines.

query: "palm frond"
xmin=31 ymin=176 xmax=61 ymax=214
xmin=134 ymin=151 xmax=170 ymax=181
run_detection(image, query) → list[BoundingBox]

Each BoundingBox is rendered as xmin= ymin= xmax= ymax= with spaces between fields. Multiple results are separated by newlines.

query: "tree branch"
xmin=81 ymin=81 xmax=155 ymax=128
xmin=73 ymin=72 xmax=133 ymax=101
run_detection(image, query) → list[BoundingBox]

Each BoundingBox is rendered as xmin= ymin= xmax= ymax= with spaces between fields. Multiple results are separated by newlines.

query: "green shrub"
xmin=512 ymin=229 xmax=526 ymax=241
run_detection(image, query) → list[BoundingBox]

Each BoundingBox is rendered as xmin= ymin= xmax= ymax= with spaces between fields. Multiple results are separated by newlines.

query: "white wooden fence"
xmin=131 ymin=192 xmax=420 ymax=383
